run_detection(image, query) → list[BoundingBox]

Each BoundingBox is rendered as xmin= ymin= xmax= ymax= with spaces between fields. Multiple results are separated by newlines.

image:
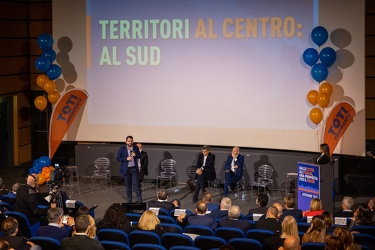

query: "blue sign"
xmin=297 ymin=162 xmax=320 ymax=211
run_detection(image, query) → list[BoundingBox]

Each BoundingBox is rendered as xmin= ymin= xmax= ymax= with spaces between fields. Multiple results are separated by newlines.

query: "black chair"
xmin=97 ymin=228 xmax=129 ymax=244
xmin=132 ymin=243 xmax=166 ymax=250
xmin=129 ymin=230 xmax=161 ymax=247
xmin=228 ymin=238 xmax=262 ymax=250
xmin=184 ymin=225 xmax=214 ymax=236
xmin=100 ymin=240 xmax=131 ymax=250
xmin=194 ymin=235 xmax=226 ymax=250
xmin=161 ymin=232 xmax=194 ymax=249
xmin=245 ymin=229 xmax=274 ymax=245
xmin=301 ymin=242 xmax=326 ymax=250
xmin=4 ymin=211 xmax=40 ymax=239
xmin=159 ymin=223 xmax=183 ymax=233
xmin=30 ymin=236 xmax=61 ymax=250
xmin=214 ymin=227 xmax=245 ymax=242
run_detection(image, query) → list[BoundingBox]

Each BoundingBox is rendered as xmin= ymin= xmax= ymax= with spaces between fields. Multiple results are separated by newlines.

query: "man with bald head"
xmin=256 ymin=206 xmax=282 ymax=234
xmin=223 ymin=147 xmax=244 ymax=196
xmin=282 ymin=236 xmax=300 ymax=250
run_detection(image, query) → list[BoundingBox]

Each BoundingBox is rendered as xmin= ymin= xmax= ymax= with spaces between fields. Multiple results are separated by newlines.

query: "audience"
xmin=325 ymin=236 xmax=344 ymax=250
xmin=74 ymin=215 xmax=97 ymax=239
xmin=273 ymin=203 xmax=283 ymax=220
xmin=178 ymin=201 xmax=218 ymax=230
xmin=302 ymin=215 xmax=328 ymax=244
xmin=203 ymin=192 xmax=220 ymax=211
xmin=248 ymin=192 xmax=269 ymax=215
xmin=281 ymin=196 xmax=303 ymax=221
xmin=256 ymin=206 xmax=282 ymax=234
xmin=333 ymin=226 xmax=361 ymax=250
xmin=303 ymin=198 xmax=325 ymax=217
xmin=367 ymin=197 xmax=375 ymax=218
xmin=209 ymin=197 xmax=231 ymax=219
xmin=321 ymin=211 xmax=335 ymax=234
xmin=218 ymin=205 xmax=251 ymax=233
xmin=334 ymin=196 xmax=354 ymax=218
xmin=349 ymin=203 xmax=375 ymax=230
xmin=133 ymin=210 xmax=165 ymax=236
xmin=264 ymin=215 xmax=299 ymax=250
xmin=97 ymin=203 xmax=131 ymax=233
xmin=148 ymin=189 xmax=180 ymax=212
xmin=282 ymin=236 xmax=300 ymax=250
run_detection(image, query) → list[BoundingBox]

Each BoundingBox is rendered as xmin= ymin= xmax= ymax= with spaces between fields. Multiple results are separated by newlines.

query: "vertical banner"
xmin=49 ymin=89 xmax=89 ymax=159
xmin=297 ymin=162 xmax=320 ymax=212
xmin=323 ymin=101 xmax=356 ymax=155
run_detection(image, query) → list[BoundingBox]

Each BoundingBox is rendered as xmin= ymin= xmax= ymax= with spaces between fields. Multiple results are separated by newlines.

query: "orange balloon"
xmin=34 ymin=96 xmax=47 ymax=111
xmin=310 ymin=108 xmax=323 ymax=125
xmin=317 ymin=92 xmax=330 ymax=108
xmin=44 ymin=172 xmax=51 ymax=180
xmin=48 ymin=91 xmax=60 ymax=104
xmin=49 ymin=166 xmax=55 ymax=171
xmin=36 ymin=74 xmax=49 ymax=88
xmin=44 ymin=80 xmax=56 ymax=93
xmin=307 ymin=90 xmax=319 ymax=106
xmin=37 ymin=173 xmax=46 ymax=185
xmin=319 ymin=82 xmax=333 ymax=97
xmin=42 ymin=166 xmax=49 ymax=173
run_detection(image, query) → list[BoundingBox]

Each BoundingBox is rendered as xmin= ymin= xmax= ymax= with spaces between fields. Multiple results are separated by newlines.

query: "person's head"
xmin=320 ymin=143 xmax=330 ymax=156
xmin=305 ymin=215 xmax=326 ymax=243
xmin=368 ymin=197 xmax=375 ymax=211
xmin=220 ymin=197 xmax=232 ymax=210
xmin=333 ymin=226 xmax=355 ymax=250
xmin=284 ymin=196 xmax=295 ymax=209
xmin=325 ymin=236 xmax=344 ymax=250
xmin=321 ymin=211 xmax=333 ymax=227
xmin=257 ymin=193 xmax=269 ymax=208
xmin=0 ymin=239 xmax=11 ymax=250
xmin=138 ymin=210 xmax=160 ymax=230
xmin=310 ymin=198 xmax=323 ymax=211
xmin=87 ymin=215 xmax=97 ymax=238
xmin=280 ymin=216 xmax=299 ymax=239
xmin=75 ymin=214 xmax=91 ymax=233
xmin=1 ymin=217 xmax=18 ymax=236
xmin=125 ymin=135 xmax=134 ymax=147
xmin=26 ymin=174 xmax=38 ymax=188
xmin=266 ymin=206 xmax=278 ymax=219
xmin=273 ymin=203 xmax=283 ymax=219
xmin=202 ymin=192 xmax=213 ymax=202
xmin=47 ymin=207 xmax=64 ymax=224
xmin=283 ymin=236 xmax=300 ymax=250
xmin=228 ymin=205 xmax=241 ymax=220
xmin=196 ymin=201 xmax=208 ymax=214
xmin=342 ymin=196 xmax=354 ymax=210
xmin=136 ymin=143 xmax=143 ymax=151
xmin=76 ymin=206 xmax=90 ymax=217
xmin=202 ymin=145 xmax=210 ymax=156
xmin=231 ymin=147 xmax=240 ymax=157
xmin=157 ymin=189 xmax=168 ymax=201
xmin=12 ymin=182 xmax=20 ymax=193
xmin=0 ymin=178 xmax=4 ymax=189
xmin=101 ymin=203 xmax=129 ymax=230
xmin=354 ymin=203 xmax=373 ymax=225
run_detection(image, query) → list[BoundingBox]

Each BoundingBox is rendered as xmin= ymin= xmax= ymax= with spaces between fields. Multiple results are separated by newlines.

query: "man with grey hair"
xmin=256 ymin=206 xmax=281 ymax=234
xmin=219 ymin=205 xmax=252 ymax=233
xmin=334 ymin=196 xmax=354 ymax=218
xmin=37 ymin=207 xmax=74 ymax=242
xmin=209 ymin=197 xmax=232 ymax=219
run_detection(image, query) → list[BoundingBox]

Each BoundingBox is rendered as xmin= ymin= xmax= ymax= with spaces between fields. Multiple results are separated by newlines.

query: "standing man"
xmin=193 ymin=145 xmax=216 ymax=203
xmin=223 ymin=146 xmax=244 ymax=197
xmin=136 ymin=143 xmax=149 ymax=188
xmin=117 ymin=136 xmax=142 ymax=203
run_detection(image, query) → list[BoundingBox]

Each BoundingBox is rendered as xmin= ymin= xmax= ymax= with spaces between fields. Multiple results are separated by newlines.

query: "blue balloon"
xmin=302 ymin=48 xmax=319 ymax=66
xmin=35 ymin=56 xmax=51 ymax=72
xmin=319 ymin=47 xmax=337 ymax=67
xmin=46 ymin=64 xmax=62 ymax=80
xmin=311 ymin=26 xmax=328 ymax=47
xmin=38 ymin=156 xmax=51 ymax=168
xmin=42 ymin=49 xmax=56 ymax=62
xmin=311 ymin=63 xmax=328 ymax=82
xmin=33 ymin=159 xmax=39 ymax=168
xmin=37 ymin=33 xmax=54 ymax=50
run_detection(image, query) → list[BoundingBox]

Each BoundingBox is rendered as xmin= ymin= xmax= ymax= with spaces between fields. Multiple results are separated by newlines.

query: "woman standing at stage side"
xmin=316 ymin=143 xmax=331 ymax=165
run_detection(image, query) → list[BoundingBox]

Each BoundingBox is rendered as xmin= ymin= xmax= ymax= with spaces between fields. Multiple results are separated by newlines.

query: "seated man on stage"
xmin=193 ymin=145 xmax=216 ymax=203
xmin=223 ymin=146 xmax=244 ymax=197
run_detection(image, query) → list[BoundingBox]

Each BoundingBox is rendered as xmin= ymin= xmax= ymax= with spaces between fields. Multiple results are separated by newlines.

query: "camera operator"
xmin=15 ymin=174 xmax=56 ymax=226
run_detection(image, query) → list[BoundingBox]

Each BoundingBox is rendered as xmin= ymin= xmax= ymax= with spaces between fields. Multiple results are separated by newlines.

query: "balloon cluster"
xmin=29 ymin=156 xmax=55 ymax=185
xmin=34 ymin=33 xmax=62 ymax=111
xmin=303 ymin=26 xmax=336 ymax=125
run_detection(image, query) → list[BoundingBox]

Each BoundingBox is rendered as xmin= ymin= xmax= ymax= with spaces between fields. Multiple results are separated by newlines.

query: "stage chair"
xmin=251 ymin=164 xmax=275 ymax=198
xmin=62 ymin=165 xmax=80 ymax=196
xmin=156 ymin=159 xmax=180 ymax=192
xmin=228 ymin=238 xmax=262 ymax=250
xmin=161 ymin=232 xmax=194 ymax=249
xmin=194 ymin=235 xmax=226 ymax=250
xmin=4 ymin=211 xmax=40 ymax=239
xmin=29 ymin=236 xmax=61 ymax=250
xmin=97 ymin=228 xmax=129 ymax=244
xmin=91 ymin=157 xmax=112 ymax=192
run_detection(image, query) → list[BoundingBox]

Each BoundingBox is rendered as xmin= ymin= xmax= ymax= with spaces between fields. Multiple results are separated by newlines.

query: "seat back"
xmin=4 ymin=211 xmax=39 ymax=238
xmin=129 ymin=230 xmax=161 ymax=247
xmin=159 ymin=223 xmax=183 ymax=233
xmin=158 ymin=215 xmax=176 ymax=224
xmin=194 ymin=235 xmax=226 ymax=250
xmin=29 ymin=236 xmax=61 ymax=250
xmin=100 ymin=240 xmax=131 ymax=250
xmin=245 ymin=229 xmax=274 ymax=245
xmin=184 ymin=225 xmax=214 ymax=236
xmin=214 ymin=227 xmax=245 ymax=242
xmin=132 ymin=243 xmax=166 ymax=250
xmin=301 ymin=242 xmax=326 ymax=250
xmin=162 ymin=232 xmax=194 ymax=249
xmin=97 ymin=228 xmax=129 ymax=244
xmin=126 ymin=213 xmax=142 ymax=223
xmin=297 ymin=222 xmax=311 ymax=233
xmin=170 ymin=247 xmax=200 ymax=250
xmin=353 ymin=233 xmax=375 ymax=248
xmin=351 ymin=225 xmax=375 ymax=235
xmin=228 ymin=238 xmax=262 ymax=250
xmin=0 ymin=201 xmax=12 ymax=211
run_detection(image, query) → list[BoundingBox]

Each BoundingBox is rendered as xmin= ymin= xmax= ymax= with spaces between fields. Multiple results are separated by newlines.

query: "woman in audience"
xmin=321 ymin=211 xmax=335 ymax=234
xmin=349 ymin=203 xmax=374 ymax=230
xmin=97 ymin=203 xmax=131 ymax=233
xmin=325 ymin=236 xmax=344 ymax=250
xmin=333 ymin=226 xmax=361 ymax=250
xmin=133 ymin=210 xmax=165 ymax=236
xmin=302 ymin=215 xmax=329 ymax=243
xmin=264 ymin=215 xmax=299 ymax=250
xmin=303 ymin=198 xmax=325 ymax=217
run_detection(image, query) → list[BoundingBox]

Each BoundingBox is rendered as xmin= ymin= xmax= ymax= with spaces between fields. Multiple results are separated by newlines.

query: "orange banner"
xmin=323 ymin=101 xmax=356 ymax=155
xmin=49 ymin=89 xmax=88 ymax=159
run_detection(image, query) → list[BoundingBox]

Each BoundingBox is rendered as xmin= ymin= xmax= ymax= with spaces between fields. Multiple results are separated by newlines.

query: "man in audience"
xmin=219 ymin=205 xmax=252 ymax=233
xmin=148 ymin=189 xmax=180 ymax=212
xmin=177 ymin=201 xmax=218 ymax=230
xmin=61 ymin=214 xmax=104 ymax=250
xmin=273 ymin=203 xmax=283 ymax=220
xmin=137 ymin=143 xmax=149 ymax=188
xmin=367 ymin=197 xmax=375 ymax=217
xmin=256 ymin=206 xmax=281 ymax=234
xmin=334 ymin=196 xmax=354 ymax=218
xmin=9 ymin=183 xmax=21 ymax=196
xmin=281 ymin=196 xmax=303 ymax=221
xmin=209 ymin=197 xmax=231 ymax=219
xmin=248 ymin=193 xmax=269 ymax=215
xmin=202 ymin=192 xmax=220 ymax=211
xmin=282 ymin=236 xmax=300 ymax=250
xmin=0 ymin=178 xmax=8 ymax=196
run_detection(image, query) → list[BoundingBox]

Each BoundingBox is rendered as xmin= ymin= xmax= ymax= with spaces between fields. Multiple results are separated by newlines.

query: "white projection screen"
xmin=52 ymin=0 xmax=365 ymax=155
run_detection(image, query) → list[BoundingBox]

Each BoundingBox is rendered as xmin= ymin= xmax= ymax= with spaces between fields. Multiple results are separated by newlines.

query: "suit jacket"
xmin=148 ymin=200 xmax=175 ymax=212
xmin=316 ymin=153 xmax=330 ymax=165
xmin=61 ymin=234 xmax=104 ymax=250
xmin=207 ymin=202 xmax=220 ymax=211
xmin=224 ymin=154 xmax=244 ymax=179
xmin=187 ymin=214 xmax=218 ymax=230
xmin=37 ymin=225 xmax=70 ymax=242
xmin=256 ymin=217 xmax=281 ymax=234
xmin=219 ymin=218 xmax=252 ymax=233
xmin=116 ymin=145 xmax=141 ymax=176
xmin=281 ymin=208 xmax=303 ymax=221
xmin=209 ymin=210 xmax=228 ymax=219
xmin=248 ymin=207 xmax=268 ymax=216
xmin=196 ymin=152 xmax=216 ymax=181
xmin=139 ymin=150 xmax=149 ymax=175
xmin=333 ymin=210 xmax=354 ymax=218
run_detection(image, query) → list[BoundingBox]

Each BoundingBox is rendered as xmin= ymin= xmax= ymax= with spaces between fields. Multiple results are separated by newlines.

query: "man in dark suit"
xmin=209 ymin=197 xmax=231 ymax=220
xmin=61 ymin=214 xmax=104 ymax=250
xmin=136 ymin=143 xmax=149 ymax=187
xmin=148 ymin=189 xmax=180 ymax=212
xmin=193 ymin=145 xmax=216 ymax=202
xmin=247 ymin=193 xmax=269 ymax=215
xmin=256 ymin=206 xmax=281 ymax=234
xmin=223 ymin=146 xmax=244 ymax=196
xmin=177 ymin=201 xmax=218 ymax=230
xmin=281 ymin=196 xmax=303 ymax=221
xmin=219 ymin=205 xmax=252 ymax=233
xmin=116 ymin=135 xmax=142 ymax=203
xmin=334 ymin=196 xmax=354 ymax=218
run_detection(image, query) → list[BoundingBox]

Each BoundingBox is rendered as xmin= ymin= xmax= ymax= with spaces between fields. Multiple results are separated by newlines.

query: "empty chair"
xmin=251 ymin=164 xmax=275 ymax=197
xmin=245 ymin=229 xmax=274 ymax=245
xmin=29 ymin=236 xmax=61 ymax=250
xmin=228 ymin=238 xmax=262 ymax=250
xmin=158 ymin=215 xmax=176 ymax=224
xmin=91 ymin=157 xmax=112 ymax=192
xmin=132 ymin=243 xmax=166 ymax=250
xmin=129 ymin=230 xmax=161 ymax=247
xmin=214 ymin=227 xmax=245 ymax=242
xmin=156 ymin=159 xmax=179 ymax=192
xmin=159 ymin=223 xmax=183 ymax=233
xmin=194 ymin=235 xmax=226 ymax=250
xmin=100 ymin=240 xmax=131 ymax=250
xmin=184 ymin=225 xmax=214 ymax=236
xmin=4 ymin=211 xmax=40 ymax=239
xmin=301 ymin=242 xmax=326 ymax=250
xmin=162 ymin=232 xmax=194 ymax=249
xmin=97 ymin=228 xmax=129 ymax=244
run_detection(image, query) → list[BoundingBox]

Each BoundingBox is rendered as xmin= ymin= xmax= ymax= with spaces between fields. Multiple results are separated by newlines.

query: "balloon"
xmin=44 ymin=80 xmax=56 ymax=93
xmin=48 ymin=91 xmax=60 ymax=104
xmin=36 ymin=74 xmax=49 ymax=88
xmin=319 ymin=82 xmax=333 ymax=97
xmin=42 ymin=166 xmax=50 ymax=173
xmin=311 ymin=63 xmax=328 ymax=82
xmin=44 ymin=172 xmax=51 ymax=181
xmin=38 ymin=155 xmax=51 ymax=168
xmin=42 ymin=49 xmax=56 ymax=62
xmin=37 ymin=173 xmax=46 ymax=185
xmin=37 ymin=33 xmax=54 ymax=50
xmin=311 ymin=26 xmax=328 ymax=46
xmin=35 ymin=56 xmax=51 ymax=72
xmin=34 ymin=96 xmax=47 ymax=111
xmin=319 ymin=47 xmax=337 ymax=67
xmin=310 ymin=108 xmax=323 ymax=125
xmin=302 ymin=48 xmax=319 ymax=66
xmin=307 ymin=90 xmax=319 ymax=105
xmin=46 ymin=64 xmax=62 ymax=80
xmin=317 ymin=92 xmax=330 ymax=108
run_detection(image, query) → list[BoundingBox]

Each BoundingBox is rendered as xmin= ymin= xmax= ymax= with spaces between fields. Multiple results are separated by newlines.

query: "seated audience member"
xmin=203 ymin=192 xmax=220 ymax=211
xmin=368 ymin=197 xmax=375 ymax=217
xmin=247 ymin=192 xmax=269 ymax=215
xmin=177 ymin=201 xmax=218 ymax=230
xmin=303 ymin=198 xmax=324 ymax=217
xmin=256 ymin=206 xmax=282 ymax=234
xmin=132 ymin=210 xmax=165 ymax=236
xmin=37 ymin=207 xmax=74 ymax=243
xmin=349 ymin=203 xmax=375 ymax=230
xmin=333 ymin=226 xmax=361 ymax=250
xmin=61 ymin=214 xmax=104 ymax=250
xmin=0 ymin=216 xmax=41 ymax=250
xmin=97 ymin=203 xmax=131 ymax=233
xmin=0 ymin=178 xmax=8 ymax=196
xmin=8 ymin=183 xmax=21 ymax=197
xmin=273 ymin=203 xmax=283 ymax=220
xmin=264 ymin=215 xmax=299 ymax=250
xmin=321 ymin=211 xmax=335 ymax=234
xmin=218 ymin=205 xmax=251 ymax=233
xmin=281 ymin=196 xmax=303 ymax=221
xmin=148 ymin=189 xmax=180 ymax=212
xmin=334 ymin=196 xmax=354 ymax=218
xmin=209 ymin=197 xmax=231 ymax=219
xmin=325 ymin=236 xmax=344 ymax=250
xmin=282 ymin=236 xmax=300 ymax=250
xmin=301 ymin=215 xmax=328 ymax=244
xmin=73 ymin=215 xmax=97 ymax=239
